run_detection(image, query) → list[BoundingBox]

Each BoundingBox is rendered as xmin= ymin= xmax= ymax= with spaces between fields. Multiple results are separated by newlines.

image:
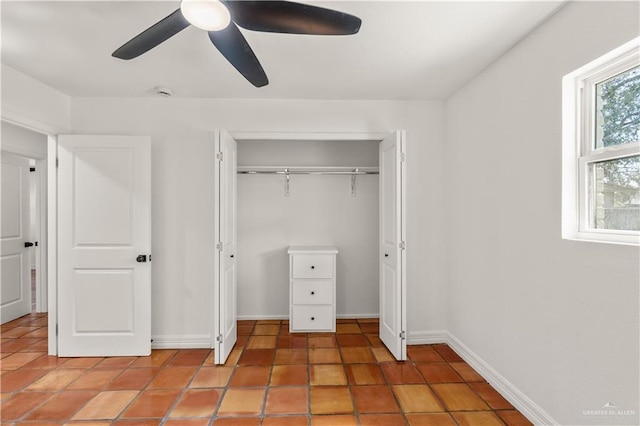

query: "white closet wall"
xmin=237 ymin=140 xmax=379 ymax=319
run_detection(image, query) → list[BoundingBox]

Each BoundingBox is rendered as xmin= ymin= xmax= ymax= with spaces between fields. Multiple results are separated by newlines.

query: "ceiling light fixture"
xmin=180 ymin=0 xmax=230 ymax=31
xmin=113 ymin=1 xmax=362 ymax=87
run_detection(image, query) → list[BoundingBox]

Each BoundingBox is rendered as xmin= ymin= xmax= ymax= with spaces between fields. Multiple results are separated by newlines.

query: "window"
xmin=563 ymin=37 xmax=640 ymax=245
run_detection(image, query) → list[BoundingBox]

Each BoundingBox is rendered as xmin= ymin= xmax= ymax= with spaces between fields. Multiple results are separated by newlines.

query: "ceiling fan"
xmin=112 ymin=0 xmax=362 ymax=88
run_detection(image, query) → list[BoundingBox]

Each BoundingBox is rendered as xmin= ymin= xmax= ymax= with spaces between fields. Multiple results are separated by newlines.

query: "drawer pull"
xmin=311 ymin=317 xmax=315 ymax=321
xmin=310 ymin=265 xmax=315 ymax=269
xmin=385 ymin=253 xmax=389 ymax=257
xmin=311 ymin=291 xmax=315 ymax=295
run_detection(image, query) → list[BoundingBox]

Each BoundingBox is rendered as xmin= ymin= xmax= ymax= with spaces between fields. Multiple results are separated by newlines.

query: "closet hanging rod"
xmin=238 ymin=170 xmax=379 ymax=175
xmin=237 ymin=166 xmax=379 ymax=175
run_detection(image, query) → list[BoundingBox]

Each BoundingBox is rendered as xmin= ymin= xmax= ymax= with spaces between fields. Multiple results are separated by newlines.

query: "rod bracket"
xmin=284 ymin=168 xmax=290 ymax=197
xmin=350 ymin=168 xmax=358 ymax=197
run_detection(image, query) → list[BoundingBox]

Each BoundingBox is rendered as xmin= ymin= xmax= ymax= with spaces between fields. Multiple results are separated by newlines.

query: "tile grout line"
xmin=414 ymin=345 xmax=509 ymax=426
xmin=213 ymin=328 xmax=246 ymax=422
xmin=158 ymin=349 xmax=206 ymax=424
xmin=305 ymin=325 xmax=313 ymax=425
xmin=356 ymin=319 xmax=410 ymax=426
xmin=106 ymin=349 xmax=177 ymax=423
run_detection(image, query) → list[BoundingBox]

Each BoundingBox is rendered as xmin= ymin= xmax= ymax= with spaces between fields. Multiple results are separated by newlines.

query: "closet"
xmin=236 ymin=138 xmax=380 ymax=321
xmin=213 ymin=131 xmax=406 ymax=364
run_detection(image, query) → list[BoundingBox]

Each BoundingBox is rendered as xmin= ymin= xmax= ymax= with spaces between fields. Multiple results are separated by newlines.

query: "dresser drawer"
xmin=292 ymin=280 xmax=333 ymax=305
xmin=291 ymin=305 xmax=334 ymax=331
xmin=292 ymin=255 xmax=333 ymax=279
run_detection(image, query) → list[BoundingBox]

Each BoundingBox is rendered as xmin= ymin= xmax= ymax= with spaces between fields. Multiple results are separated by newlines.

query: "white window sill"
xmin=563 ymin=231 xmax=640 ymax=246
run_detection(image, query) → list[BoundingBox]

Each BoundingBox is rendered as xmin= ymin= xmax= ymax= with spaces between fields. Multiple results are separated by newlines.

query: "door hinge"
xmin=216 ymin=152 xmax=223 ymax=161
xmin=216 ymin=242 xmax=223 ymax=251
xmin=400 ymin=152 xmax=405 ymax=162
xmin=399 ymin=241 xmax=406 ymax=250
xmin=56 ymin=158 xmax=59 ymax=168
xmin=216 ymin=334 xmax=223 ymax=343
xmin=399 ymin=331 xmax=406 ymax=340
xmin=56 ymin=324 xmax=59 ymax=336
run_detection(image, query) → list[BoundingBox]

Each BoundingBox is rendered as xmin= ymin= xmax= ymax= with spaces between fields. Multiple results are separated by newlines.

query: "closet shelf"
xmin=237 ymin=166 xmax=379 ymax=175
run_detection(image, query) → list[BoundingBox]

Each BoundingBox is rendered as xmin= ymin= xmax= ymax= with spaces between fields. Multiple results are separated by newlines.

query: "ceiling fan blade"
xmin=226 ymin=1 xmax=361 ymax=35
xmin=208 ymin=23 xmax=269 ymax=87
xmin=112 ymin=9 xmax=190 ymax=60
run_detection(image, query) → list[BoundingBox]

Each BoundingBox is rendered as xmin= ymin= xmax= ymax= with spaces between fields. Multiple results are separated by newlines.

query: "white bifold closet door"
xmin=379 ymin=131 xmax=407 ymax=361
xmin=213 ymin=130 xmax=238 ymax=364
xmin=57 ymin=135 xmax=152 ymax=357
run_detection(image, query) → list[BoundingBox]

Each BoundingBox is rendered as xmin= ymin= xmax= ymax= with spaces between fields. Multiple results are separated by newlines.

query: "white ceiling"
xmin=1 ymin=1 xmax=565 ymax=100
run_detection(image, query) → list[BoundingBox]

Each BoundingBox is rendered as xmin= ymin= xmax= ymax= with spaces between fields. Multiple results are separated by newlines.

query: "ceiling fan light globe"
xmin=180 ymin=0 xmax=231 ymax=31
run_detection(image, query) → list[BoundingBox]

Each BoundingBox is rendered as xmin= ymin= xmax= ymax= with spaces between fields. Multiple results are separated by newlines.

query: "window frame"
xmin=562 ymin=37 xmax=640 ymax=245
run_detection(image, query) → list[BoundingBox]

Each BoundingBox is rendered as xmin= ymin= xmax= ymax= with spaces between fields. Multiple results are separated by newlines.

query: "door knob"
xmin=384 ymin=253 xmax=389 ymax=257
xmin=310 ymin=265 xmax=315 ymax=269
xmin=24 ymin=242 xmax=35 ymax=248
xmin=311 ymin=291 xmax=315 ymax=295
xmin=230 ymin=254 xmax=234 ymax=258
xmin=136 ymin=255 xmax=147 ymax=263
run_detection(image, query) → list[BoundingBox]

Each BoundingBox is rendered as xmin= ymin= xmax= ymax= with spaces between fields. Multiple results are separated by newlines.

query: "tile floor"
xmin=1 ymin=313 xmax=533 ymax=425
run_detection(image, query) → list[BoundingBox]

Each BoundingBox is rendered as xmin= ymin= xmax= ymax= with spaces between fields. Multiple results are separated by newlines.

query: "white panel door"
xmin=379 ymin=131 xmax=407 ymax=360
xmin=58 ymin=135 xmax=151 ymax=356
xmin=1 ymin=153 xmax=31 ymax=323
xmin=214 ymin=130 xmax=237 ymax=364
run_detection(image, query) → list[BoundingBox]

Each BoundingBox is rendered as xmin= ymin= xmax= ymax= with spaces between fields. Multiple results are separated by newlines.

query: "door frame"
xmin=1 ymin=117 xmax=58 ymax=355
xmin=217 ymin=130 xmax=405 ymax=359
xmin=33 ymin=158 xmax=48 ymax=313
xmin=0 ymin=135 xmax=49 ymax=310
xmin=47 ymin=136 xmax=57 ymax=355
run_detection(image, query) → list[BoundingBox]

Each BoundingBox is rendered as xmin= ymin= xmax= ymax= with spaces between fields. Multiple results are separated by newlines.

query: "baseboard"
xmin=151 ymin=335 xmax=212 ymax=349
xmin=408 ymin=330 xmax=448 ymax=345
xmin=337 ymin=313 xmax=379 ymax=320
xmin=446 ymin=332 xmax=558 ymax=426
xmin=237 ymin=315 xmax=288 ymax=321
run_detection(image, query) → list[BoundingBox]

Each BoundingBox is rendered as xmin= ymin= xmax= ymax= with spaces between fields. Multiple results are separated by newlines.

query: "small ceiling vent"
xmin=154 ymin=86 xmax=172 ymax=97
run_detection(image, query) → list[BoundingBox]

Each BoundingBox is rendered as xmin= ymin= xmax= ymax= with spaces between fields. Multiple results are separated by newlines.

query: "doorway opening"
xmin=1 ymin=121 xmax=49 ymax=324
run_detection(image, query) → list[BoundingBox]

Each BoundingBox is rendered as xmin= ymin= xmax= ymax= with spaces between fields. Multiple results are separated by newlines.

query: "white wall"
xmin=1 ymin=65 xmax=71 ymax=134
xmin=1 ymin=120 xmax=48 ymax=159
xmin=445 ymin=2 xmax=639 ymax=425
xmin=69 ymin=98 xmax=447 ymax=344
xmin=237 ymin=140 xmax=379 ymax=318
